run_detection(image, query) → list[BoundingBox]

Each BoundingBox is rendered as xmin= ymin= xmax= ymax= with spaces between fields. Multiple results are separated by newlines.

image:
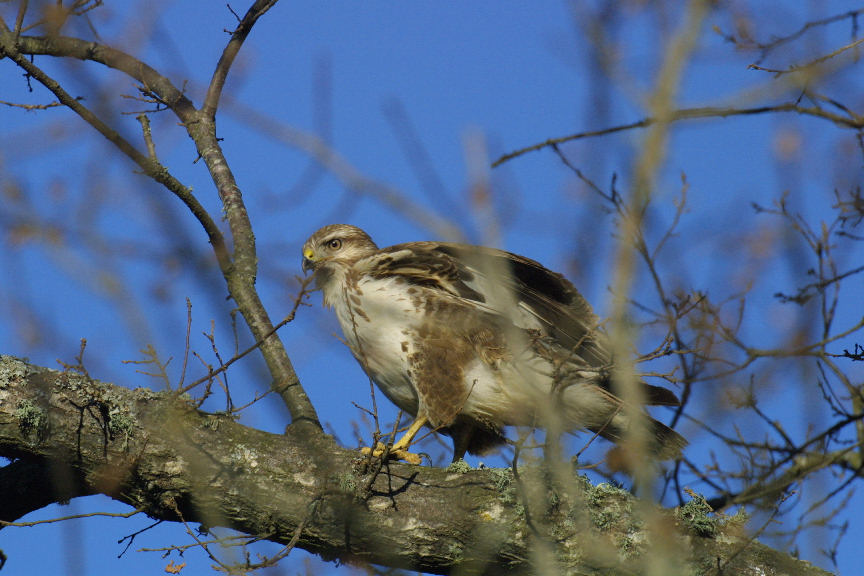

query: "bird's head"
xmin=301 ymin=224 xmax=379 ymax=275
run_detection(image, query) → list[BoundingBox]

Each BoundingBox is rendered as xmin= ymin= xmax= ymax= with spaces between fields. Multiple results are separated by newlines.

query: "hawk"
xmin=302 ymin=224 xmax=686 ymax=464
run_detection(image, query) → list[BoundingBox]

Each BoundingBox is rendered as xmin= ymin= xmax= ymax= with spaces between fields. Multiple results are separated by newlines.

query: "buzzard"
xmin=302 ymin=224 xmax=685 ymax=464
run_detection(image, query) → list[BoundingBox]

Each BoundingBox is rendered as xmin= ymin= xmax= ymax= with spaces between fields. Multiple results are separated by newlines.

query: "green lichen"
xmin=15 ymin=399 xmax=46 ymax=439
xmin=107 ymin=409 xmax=134 ymax=450
xmin=446 ymin=459 xmax=472 ymax=474
xmin=447 ymin=541 xmax=464 ymax=563
xmin=490 ymin=467 xmax=525 ymax=517
xmin=338 ymin=472 xmax=357 ymax=494
xmin=677 ymin=491 xmax=717 ymax=537
xmin=132 ymin=386 xmax=161 ymax=401
xmin=617 ymin=533 xmax=636 ymax=557
xmin=585 ymin=482 xmax=634 ymax=531
xmin=586 ymin=482 xmax=630 ymax=504
xmin=491 ymin=468 xmax=514 ymax=501
xmin=547 ymin=487 xmax=561 ymax=509
xmin=229 ymin=444 xmax=259 ymax=471
xmin=0 ymin=355 xmax=30 ymax=389
xmin=202 ymin=414 xmax=222 ymax=431
xmin=726 ymin=506 xmax=750 ymax=528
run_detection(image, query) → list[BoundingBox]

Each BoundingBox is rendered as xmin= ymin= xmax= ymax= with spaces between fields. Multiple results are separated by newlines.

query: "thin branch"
xmin=175 ymin=276 xmax=313 ymax=396
xmin=0 ymin=26 xmax=231 ymax=272
xmin=203 ymin=0 xmax=279 ymax=117
xmin=493 ymin=103 xmax=864 ymax=167
xmin=748 ymin=36 xmax=864 ymax=77
xmin=2 ymin=507 xmax=143 ymax=528
xmin=741 ymin=9 xmax=864 ymax=61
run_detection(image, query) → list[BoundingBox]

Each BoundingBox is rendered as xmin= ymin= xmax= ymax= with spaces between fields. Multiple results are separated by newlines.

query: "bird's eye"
xmin=327 ymin=238 xmax=342 ymax=250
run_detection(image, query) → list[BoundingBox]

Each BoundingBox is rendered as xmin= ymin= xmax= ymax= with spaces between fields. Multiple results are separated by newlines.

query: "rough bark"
xmin=0 ymin=355 xmax=831 ymax=575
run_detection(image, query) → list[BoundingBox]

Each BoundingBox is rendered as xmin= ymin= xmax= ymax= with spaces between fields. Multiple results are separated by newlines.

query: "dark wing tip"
xmin=643 ymin=384 xmax=681 ymax=406
xmin=651 ymin=420 xmax=688 ymax=459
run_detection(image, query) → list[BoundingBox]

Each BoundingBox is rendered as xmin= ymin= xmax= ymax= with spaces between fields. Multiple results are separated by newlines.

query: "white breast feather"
xmin=325 ymin=273 xmax=423 ymax=414
xmin=323 ymin=265 xmax=611 ymax=431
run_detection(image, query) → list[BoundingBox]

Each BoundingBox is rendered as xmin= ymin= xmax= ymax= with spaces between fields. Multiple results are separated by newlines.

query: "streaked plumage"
xmin=301 ymin=224 xmax=685 ymax=464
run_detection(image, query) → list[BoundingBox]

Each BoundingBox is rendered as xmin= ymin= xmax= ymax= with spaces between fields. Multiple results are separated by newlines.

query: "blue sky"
xmin=2 ymin=2 xmax=863 ymax=574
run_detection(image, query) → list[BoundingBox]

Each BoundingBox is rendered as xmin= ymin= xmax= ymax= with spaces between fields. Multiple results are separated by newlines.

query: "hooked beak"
xmin=301 ymin=247 xmax=316 ymax=274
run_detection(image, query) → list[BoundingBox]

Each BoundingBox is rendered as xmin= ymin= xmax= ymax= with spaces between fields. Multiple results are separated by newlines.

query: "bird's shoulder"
xmin=356 ymin=241 xmax=483 ymax=302
xmin=354 ymin=241 xmax=603 ymax=354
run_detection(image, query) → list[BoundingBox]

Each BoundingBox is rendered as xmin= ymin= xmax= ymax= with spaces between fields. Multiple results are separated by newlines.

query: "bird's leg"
xmin=362 ymin=416 xmax=427 ymax=465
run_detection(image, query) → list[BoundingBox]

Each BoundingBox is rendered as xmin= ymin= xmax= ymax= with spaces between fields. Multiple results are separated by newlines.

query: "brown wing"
xmin=435 ymin=243 xmax=609 ymax=365
xmin=362 ymin=241 xmax=679 ymax=407
xmin=364 ymin=241 xmax=608 ymax=365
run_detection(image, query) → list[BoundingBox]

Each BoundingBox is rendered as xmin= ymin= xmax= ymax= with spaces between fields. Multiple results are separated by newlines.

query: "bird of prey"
xmin=302 ymin=224 xmax=686 ymax=465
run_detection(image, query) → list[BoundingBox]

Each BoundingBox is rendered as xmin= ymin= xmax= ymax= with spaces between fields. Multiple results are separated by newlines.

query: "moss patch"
xmin=446 ymin=459 xmax=472 ymax=474
xmin=107 ymin=409 xmax=135 ymax=450
xmin=676 ymin=491 xmax=717 ymax=537
xmin=15 ymin=399 xmax=47 ymax=441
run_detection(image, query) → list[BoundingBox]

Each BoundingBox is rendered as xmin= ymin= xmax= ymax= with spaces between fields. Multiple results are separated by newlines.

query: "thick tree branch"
xmin=0 ymin=457 xmax=88 ymax=525
xmin=0 ymin=356 xmax=832 ymax=575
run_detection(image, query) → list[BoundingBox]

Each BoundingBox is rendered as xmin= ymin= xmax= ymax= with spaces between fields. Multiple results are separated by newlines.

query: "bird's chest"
xmin=324 ymin=274 xmax=425 ymax=411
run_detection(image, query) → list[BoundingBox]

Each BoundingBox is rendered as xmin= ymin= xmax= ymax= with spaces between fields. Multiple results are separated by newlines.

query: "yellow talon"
xmin=361 ymin=416 xmax=428 ymax=465
xmin=361 ymin=443 xmax=423 ymax=465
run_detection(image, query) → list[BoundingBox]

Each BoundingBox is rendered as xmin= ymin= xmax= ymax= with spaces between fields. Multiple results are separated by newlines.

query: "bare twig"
xmin=494 ymin=103 xmax=864 ymax=167
xmin=202 ymin=0 xmax=280 ymax=118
